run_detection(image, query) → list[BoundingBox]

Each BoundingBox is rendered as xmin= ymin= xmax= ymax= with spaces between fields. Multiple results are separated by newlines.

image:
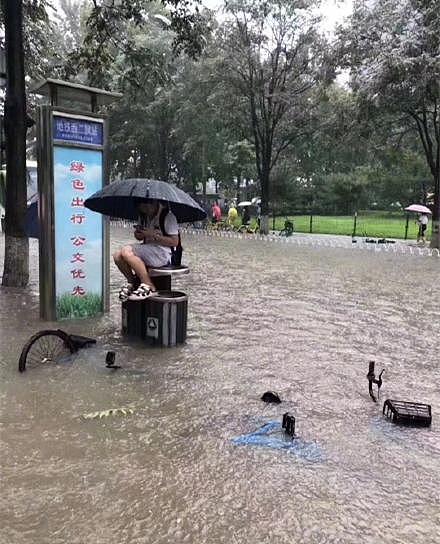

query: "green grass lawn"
xmin=271 ymin=214 xmax=423 ymax=240
xmin=56 ymin=293 xmax=103 ymax=319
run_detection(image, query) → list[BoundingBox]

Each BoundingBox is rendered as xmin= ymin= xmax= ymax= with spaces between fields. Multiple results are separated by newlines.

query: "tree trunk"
xmin=2 ymin=0 xmax=29 ymax=287
xmin=430 ymin=169 xmax=440 ymax=249
xmin=201 ymin=139 xmax=206 ymax=196
xmin=260 ymin=214 xmax=269 ymax=234
xmin=236 ymin=173 xmax=241 ymax=203
xmin=259 ymin=164 xmax=270 ymax=234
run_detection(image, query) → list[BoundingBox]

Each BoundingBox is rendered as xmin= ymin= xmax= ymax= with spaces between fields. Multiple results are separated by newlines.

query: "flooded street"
xmin=1 ymin=227 xmax=439 ymax=543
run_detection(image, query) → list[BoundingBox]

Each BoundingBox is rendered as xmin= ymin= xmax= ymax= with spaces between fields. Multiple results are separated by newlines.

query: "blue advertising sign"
xmin=53 ymin=115 xmax=104 ymax=146
xmin=53 ymin=146 xmax=103 ymax=319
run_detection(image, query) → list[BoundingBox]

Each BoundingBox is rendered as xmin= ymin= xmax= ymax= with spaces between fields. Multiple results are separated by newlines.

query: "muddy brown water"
xmin=1 ymin=228 xmax=439 ymax=543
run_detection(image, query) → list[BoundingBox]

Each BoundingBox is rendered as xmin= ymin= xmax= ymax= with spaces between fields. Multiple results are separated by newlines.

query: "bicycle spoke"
xmin=25 ymin=335 xmax=71 ymax=368
xmin=28 ymin=344 xmax=47 ymax=364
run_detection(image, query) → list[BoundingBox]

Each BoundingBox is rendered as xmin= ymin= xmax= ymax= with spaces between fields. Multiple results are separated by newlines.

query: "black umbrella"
xmin=84 ymin=178 xmax=207 ymax=223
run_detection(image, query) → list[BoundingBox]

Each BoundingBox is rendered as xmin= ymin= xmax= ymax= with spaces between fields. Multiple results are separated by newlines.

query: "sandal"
xmin=118 ymin=284 xmax=135 ymax=301
xmin=128 ymin=283 xmax=157 ymax=301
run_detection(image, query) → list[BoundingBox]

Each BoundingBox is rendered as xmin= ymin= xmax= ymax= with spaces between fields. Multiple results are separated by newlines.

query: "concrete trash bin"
xmin=122 ymin=291 xmax=188 ymax=347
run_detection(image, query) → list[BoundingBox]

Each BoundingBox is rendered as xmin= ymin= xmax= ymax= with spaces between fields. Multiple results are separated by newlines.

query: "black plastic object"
xmin=367 ymin=361 xmax=384 ymax=402
xmin=261 ymin=391 xmax=281 ymax=404
xmin=68 ymin=333 xmax=96 ymax=351
xmin=383 ymin=399 xmax=432 ymax=427
xmin=105 ymin=351 xmax=120 ymax=369
xmin=282 ymin=412 xmax=296 ymax=437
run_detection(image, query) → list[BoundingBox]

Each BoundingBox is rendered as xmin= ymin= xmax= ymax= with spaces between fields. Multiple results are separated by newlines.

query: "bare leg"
xmin=120 ymin=246 xmax=156 ymax=289
xmin=113 ymin=249 xmax=137 ymax=283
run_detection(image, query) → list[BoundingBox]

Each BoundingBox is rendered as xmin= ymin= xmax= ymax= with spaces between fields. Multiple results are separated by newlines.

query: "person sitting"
xmin=113 ymin=200 xmax=179 ymax=301
xmin=280 ymin=218 xmax=294 ymax=236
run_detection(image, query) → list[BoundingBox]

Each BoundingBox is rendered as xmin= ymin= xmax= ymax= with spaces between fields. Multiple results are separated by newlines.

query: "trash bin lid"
xmin=151 ymin=290 xmax=188 ymax=302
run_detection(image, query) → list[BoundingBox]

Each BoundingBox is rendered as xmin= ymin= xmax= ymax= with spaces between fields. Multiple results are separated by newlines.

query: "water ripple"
xmin=0 ymin=230 xmax=439 ymax=543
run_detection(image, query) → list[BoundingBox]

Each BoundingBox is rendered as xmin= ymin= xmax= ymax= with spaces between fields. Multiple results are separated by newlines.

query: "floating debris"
xmin=81 ymin=407 xmax=134 ymax=420
xmin=367 ymin=361 xmax=384 ymax=402
xmin=383 ymin=400 xmax=432 ymax=427
xmin=105 ymin=351 xmax=120 ymax=369
xmin=282 ymin=412 xmax=296 ymax=437
xmin=232 ymin=421 xmax=324 ymax=462
xmin=261 ymin=391 xmax=281 ymax=404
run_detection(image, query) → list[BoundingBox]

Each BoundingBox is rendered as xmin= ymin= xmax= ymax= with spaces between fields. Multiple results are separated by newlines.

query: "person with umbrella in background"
xmin=417 ymin=212 xmax=429 ymax=244
xmin=242 ymin=206 xmax=250 ymax=226
xmin=404 ymin=204 xmax=432 ymax=245
xmin=113 ymin=200 xmax=179 ymax=301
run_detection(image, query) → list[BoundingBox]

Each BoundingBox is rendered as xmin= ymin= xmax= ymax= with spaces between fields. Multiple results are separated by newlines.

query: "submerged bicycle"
xmin=18 ymin=329 xmax=96 ymax=372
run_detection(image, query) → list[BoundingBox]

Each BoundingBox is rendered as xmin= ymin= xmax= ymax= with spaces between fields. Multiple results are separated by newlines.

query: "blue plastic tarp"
xmin=232 ymin=421 xmax=325 ymax=462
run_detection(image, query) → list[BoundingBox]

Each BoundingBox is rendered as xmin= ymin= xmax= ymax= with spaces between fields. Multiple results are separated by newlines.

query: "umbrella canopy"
xmin=404 ymin=204 xmax=432 ymax=214
xmin=237 ymin=201 xmax=253 ymax=207
xmin=84 ymin=178 xmax=207 ymax=223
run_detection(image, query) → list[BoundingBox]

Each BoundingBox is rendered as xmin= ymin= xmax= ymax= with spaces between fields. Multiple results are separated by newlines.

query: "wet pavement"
xmin=1 ymin=227 xmax=439 ymax=544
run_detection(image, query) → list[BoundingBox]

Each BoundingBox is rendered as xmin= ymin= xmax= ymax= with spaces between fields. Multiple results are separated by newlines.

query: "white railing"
xmin=110 ymin=221 xmax=440 ymax=258
xmin=180 ymin=226 xmax=440 ymax=258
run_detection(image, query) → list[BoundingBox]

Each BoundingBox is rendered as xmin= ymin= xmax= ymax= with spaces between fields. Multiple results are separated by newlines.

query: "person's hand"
xmin=139 ymin=226 xmax=157 ymax=241
xmin=134 ymin=229 xmax=144 ymax=241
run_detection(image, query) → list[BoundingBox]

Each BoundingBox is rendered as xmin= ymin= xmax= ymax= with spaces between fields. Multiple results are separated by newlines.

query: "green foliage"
xmin=220 ymin=0 xmax=325 ymax=190
xmin=337 ymin=0 xmax=440 ymax=236
xmin=73 ymin=0 xmax=209 ymax=86
xmin=13 ymin=0 xmax=438 ymax=224
xmin=56 ymin=293 xmax=102 ymax=319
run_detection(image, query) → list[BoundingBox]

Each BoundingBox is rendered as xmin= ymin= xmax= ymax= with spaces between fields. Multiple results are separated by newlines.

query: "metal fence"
xmin=270 ymin=211 xmax=421 ymax=240
xmin=110 ymin=211 xmax=424 ymax=241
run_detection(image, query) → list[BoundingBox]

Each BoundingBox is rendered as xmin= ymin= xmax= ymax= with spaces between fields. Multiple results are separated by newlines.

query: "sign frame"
xmin=37 ymin=105 xmax=110 ymax=320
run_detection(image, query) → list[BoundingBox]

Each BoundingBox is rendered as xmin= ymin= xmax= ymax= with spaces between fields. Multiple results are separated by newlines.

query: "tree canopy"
xmin=337 ymin=0 xmax=440 ymax=245
xmin=2 ymin=0 xmax=436 ymax=230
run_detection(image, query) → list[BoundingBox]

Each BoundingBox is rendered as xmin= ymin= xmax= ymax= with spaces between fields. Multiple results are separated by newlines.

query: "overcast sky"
xmin=202 ymin=0 xmax=353 ymax=33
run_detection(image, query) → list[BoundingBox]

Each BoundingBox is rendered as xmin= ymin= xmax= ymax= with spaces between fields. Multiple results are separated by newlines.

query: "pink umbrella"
xmin=404 ymin=204 xmax=432 ymax=214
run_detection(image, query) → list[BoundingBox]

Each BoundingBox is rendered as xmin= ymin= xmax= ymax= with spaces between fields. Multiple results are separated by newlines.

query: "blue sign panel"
xmin=53 ymin=115 xmax=103 ymax=146
xmin=53 ymin=146 xmax=103 ymax=319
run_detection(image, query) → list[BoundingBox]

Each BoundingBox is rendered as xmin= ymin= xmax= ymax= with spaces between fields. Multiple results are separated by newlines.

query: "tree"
xmin=338 ymin=0 xmax=440 ymax=246
xmin=2 ymin=0 xmax=28 ymax=287
xmin=0 ymin=0 xmax=207 ymax=288
xmin=74 ymin=0 xmax=208 ymax=87
xmin=218 ymin=0 xmax=326 ymax=232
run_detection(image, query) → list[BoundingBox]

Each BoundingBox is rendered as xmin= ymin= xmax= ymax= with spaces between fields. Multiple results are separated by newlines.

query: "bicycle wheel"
xmin=18 ymin=330 xmax=76 ymax=372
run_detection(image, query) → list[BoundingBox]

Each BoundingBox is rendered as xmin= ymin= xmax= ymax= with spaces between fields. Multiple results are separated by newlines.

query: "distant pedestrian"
xmin=228 ymin=203 xmax=238 ymax=225
xmin=211 ymin=202 xmax=222 ymax=223
xmin=417 ymin=213 xmax=429 ymax=244
xmin=242 ymin=206 xmax=250 ymax=226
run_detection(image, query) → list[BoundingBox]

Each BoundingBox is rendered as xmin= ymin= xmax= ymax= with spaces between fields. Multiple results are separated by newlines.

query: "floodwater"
xmin=1 ymin=227 xmax=439 ymax=544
